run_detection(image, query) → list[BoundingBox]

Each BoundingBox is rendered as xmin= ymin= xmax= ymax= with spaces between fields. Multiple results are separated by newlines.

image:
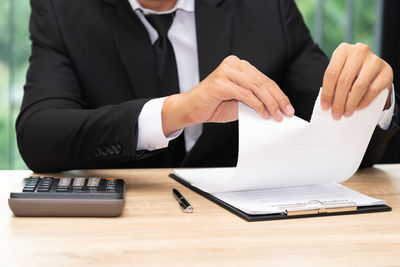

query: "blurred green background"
xmin=0 ymin=0 xmax=383 ymax=170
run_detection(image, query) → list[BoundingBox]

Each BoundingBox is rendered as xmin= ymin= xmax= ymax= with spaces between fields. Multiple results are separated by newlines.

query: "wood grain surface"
xmin=1 ymin=165 xmax=400 ymax=267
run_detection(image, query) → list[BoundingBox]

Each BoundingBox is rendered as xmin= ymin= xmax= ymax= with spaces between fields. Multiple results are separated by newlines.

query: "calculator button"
xmin=87 ymin=178 xmax=100 ymax=187
xmin=22 ymin=187 xmax=35 ymax=192
xmin=57 ymin=178 xmax=72 ymax=192
xmin=58 ymin=178 xmax=72 ymax=187
xmin=24 ymin=182 xmax=38 ymax=187
xmin=23 ymin=186 xmax=37 ymax=190
xmin=72 ymin=177 xmax=86 ymax=191
xmin=56 ymin=188 xmax=68 ymax=192
xmin=39 ymin=177 xmax=53 ymax=185
xmin=25 ymin=177 xmax=39 ymax=183
xmin=87 ymin=178 xmax=100 ymax=192
xmin=72 ymin=178 xmax=86 ymax=187
xmin=37 ymin=177 xmax=54 ymax=192
xmin=106 ymin=181 xmax=116 ymax=192
xmin=37 ymin=188 xmax=51 ymax=192
xmin=105 ymin=179 xmax=116 ymax=190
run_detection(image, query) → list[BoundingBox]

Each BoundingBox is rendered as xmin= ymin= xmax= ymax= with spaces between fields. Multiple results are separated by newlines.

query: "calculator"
xmin=8 ymin=176 xmax=125 ymax=217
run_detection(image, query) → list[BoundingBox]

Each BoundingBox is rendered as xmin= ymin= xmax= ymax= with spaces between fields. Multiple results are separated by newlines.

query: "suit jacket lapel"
xmin=195 ymin=0 xmax=233 ymax=80
xmin=102 ymin=0 xmax=161 ymax=98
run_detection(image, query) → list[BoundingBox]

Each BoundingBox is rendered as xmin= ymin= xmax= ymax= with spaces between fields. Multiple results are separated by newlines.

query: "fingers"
xmin=215 ymin=66 xmax=270 ymax=119
xmin=358 ymin=65 xmax=393 ymax=110
xmin=321 ymin=43 xmax=348 ymax=111
xmin=227 ymin=82 xmax=270 ymax=119
xmin=222 ymin=56 xmax=294 ymax=121
xmin=344 ymin=56 xmax=382 ymax=116
xmin=241 ymin=60 xmax=294 ymax=119
xmin=321 ymin=43 xmax=392 ymax=120
xmin=225 ymin=67 xmax=281 ymax=120
xmin=331 ymin=47 xmax=365 ymax=119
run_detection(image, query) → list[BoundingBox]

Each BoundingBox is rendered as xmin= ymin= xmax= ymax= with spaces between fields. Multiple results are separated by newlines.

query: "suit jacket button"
xmin=109 ymin=145 xmax=115 ymax=156
xmin=94 ymin=147 xmax=101 ymax=157
xmin=101 ymin=146 xmax=109 ymax=157
xmin=115 ymin=144 xmax=121 ymax=155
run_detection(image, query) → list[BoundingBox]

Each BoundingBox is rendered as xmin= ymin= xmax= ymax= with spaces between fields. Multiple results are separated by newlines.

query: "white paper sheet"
xmin=174 ymin=89 xmax=388 ymax=193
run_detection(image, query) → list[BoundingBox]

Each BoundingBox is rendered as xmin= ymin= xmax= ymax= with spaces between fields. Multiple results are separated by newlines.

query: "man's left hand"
xmin=321 ymin=42 xmax=393 ymax=120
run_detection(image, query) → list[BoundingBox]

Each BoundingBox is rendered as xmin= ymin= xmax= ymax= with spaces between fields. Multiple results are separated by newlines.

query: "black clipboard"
xmin=169 ymin=173 xmax=392 ymax=222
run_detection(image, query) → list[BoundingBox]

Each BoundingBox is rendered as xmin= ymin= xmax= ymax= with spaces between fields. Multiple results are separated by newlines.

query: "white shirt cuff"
xmin=137 ymin=97 xmax=183 ymax=151
xmin=377 ymin=85 xmax=395 ymax=130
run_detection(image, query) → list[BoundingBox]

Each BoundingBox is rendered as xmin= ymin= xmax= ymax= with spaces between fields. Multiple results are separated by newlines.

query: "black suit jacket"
xmin=17 ymin=0 xmax=399 ymax=172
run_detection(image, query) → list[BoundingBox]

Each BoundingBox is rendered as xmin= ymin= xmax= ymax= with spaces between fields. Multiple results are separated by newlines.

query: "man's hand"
xmin=321 ymin=42 xmax=393 ymax=120
xmin=161 ymin=55 xmax=295 ymax=136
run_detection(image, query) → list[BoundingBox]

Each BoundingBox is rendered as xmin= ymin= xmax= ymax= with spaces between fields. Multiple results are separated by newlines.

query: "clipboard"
xmin=169 ymin=173 xmax=392 ymax=222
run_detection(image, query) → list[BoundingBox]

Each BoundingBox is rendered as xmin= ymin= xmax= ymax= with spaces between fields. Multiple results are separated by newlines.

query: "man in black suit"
xmin=17 ymin=0 xmax=398 ymax=172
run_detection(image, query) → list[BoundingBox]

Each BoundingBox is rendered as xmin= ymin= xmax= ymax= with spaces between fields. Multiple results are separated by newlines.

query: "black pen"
xmin=172 ymin=188 xmax=193 ymax=213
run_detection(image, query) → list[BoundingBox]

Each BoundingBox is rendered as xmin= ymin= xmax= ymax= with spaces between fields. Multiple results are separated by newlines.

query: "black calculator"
xmin=8 ymin=176 xmax=125 ymax=217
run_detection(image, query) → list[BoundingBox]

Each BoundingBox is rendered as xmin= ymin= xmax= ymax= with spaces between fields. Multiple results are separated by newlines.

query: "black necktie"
xmin=145 ymin=13 xmax=179 ymax=96
xmin=145 ymin=13 xmax=186 ymax=166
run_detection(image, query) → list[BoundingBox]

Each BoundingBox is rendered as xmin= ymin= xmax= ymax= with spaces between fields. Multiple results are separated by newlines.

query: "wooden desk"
xmin=1 ymin=165 xmax=400 ymax=266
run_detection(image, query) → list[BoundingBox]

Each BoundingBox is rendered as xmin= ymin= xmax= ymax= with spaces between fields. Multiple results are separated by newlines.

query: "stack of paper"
xmin=174 ymin=89 xmax=388 ymax=215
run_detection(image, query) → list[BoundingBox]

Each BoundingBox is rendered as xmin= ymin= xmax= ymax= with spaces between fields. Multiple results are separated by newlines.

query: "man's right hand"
xmin=161 ymin=55 xmax=295 ymax=136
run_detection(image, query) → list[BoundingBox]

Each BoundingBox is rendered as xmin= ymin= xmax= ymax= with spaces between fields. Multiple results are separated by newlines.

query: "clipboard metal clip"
xmin=280 ymin=200 xmax=357 ymax=216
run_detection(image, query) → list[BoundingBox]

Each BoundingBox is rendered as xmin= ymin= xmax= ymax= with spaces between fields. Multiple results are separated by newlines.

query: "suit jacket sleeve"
xmin=277 ymin=0 xmax=400 ymax=167
xmin=16 ymin=0 xmax=151 ymax=172
xmin=361 ymin=94 xmax=400 ymax=167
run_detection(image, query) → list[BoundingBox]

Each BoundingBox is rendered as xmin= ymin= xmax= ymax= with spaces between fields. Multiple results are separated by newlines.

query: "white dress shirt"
xmin=131 ymin=0 xmax=395 ymax=153
xmin=130 ymin=0 xmax=202 ymax=152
